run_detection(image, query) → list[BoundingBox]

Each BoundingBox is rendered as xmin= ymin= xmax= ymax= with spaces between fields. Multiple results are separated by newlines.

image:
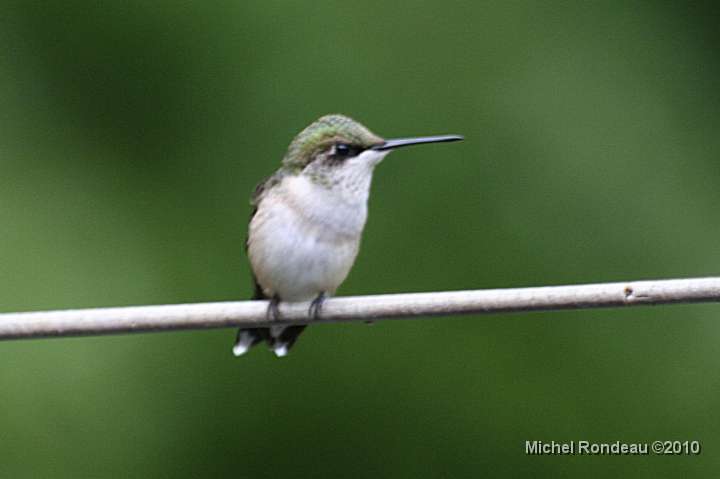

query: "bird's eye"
xmin=335 ymin=143 xmax=352 ymax=160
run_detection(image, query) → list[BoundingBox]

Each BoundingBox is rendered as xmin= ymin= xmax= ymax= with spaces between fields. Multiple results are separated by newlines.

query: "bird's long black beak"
xmin=371 ymin=135 xmax=463 ymax=151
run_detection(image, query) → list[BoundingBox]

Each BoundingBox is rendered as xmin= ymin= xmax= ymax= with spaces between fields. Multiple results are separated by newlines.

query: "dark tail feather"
xmin=233 ymin=327 xmax=269 ymax=356
xmin=233 ymin=277 xmax=307 ymax=357
xmin=267 ymin=325 xmax=307 ymax=357
xmin=233 ymin=325 xmax=307 ymax=357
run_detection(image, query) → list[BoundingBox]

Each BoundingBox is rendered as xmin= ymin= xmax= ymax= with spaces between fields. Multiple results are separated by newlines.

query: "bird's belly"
xmin=248 ymin=204 xmax=362 ymax=302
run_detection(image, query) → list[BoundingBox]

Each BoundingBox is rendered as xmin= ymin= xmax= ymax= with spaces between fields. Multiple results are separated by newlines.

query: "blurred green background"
xmin=1 ymin=1 xmax=719 ymax=477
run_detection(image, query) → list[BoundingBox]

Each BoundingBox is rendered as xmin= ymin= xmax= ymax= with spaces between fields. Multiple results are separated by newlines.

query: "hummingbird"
xmin=233 ymin=114 xmax=462 ymax=357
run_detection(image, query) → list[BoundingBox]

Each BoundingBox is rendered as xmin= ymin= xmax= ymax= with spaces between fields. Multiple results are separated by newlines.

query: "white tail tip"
xmin=273 ymin=345 xmax=289 ymax=357
xmin=232 ymin=331 xmax=256 ymax=356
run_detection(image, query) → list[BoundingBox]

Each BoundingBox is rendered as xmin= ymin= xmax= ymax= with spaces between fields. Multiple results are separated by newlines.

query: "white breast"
xmin=247 ymin=174 xmax=369 ymax=302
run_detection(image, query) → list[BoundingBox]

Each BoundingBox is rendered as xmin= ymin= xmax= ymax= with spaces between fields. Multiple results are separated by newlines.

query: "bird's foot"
xmin=267 ymin=294 xmax=281 ymax=321
xmin=309 ymin=292 xmax=326 ymax=320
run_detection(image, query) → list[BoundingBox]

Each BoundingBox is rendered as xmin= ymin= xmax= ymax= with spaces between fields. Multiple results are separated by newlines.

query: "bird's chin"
xmin=354 ymin=148 xmax=391 ymax=167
